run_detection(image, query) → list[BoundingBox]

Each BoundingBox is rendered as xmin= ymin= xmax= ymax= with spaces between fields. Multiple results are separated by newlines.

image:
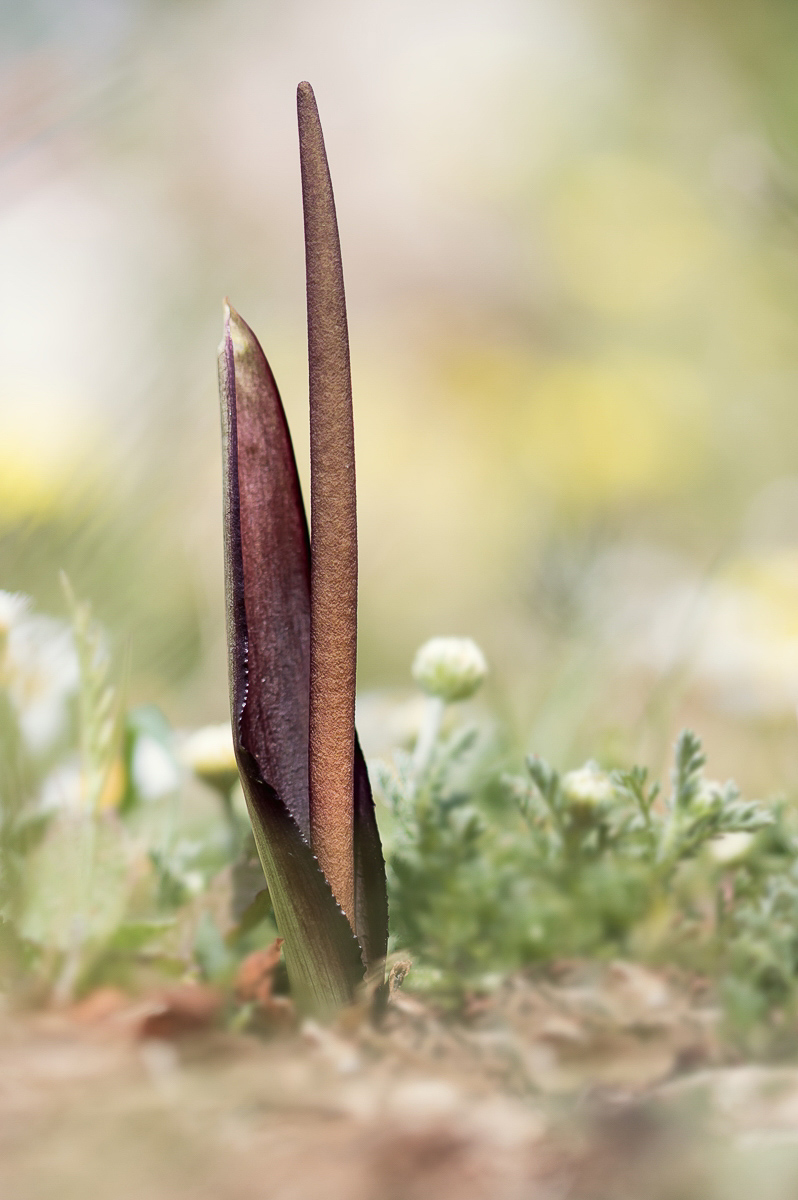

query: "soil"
xmin=2 ymin=961 xmax=798 ymax=1200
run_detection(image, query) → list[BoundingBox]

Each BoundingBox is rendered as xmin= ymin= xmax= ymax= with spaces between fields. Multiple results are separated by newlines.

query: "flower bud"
xmin=411 ymin=637 xmax=487 ymax=703
xmin=561 ymin=763 xmax=615 ymax=809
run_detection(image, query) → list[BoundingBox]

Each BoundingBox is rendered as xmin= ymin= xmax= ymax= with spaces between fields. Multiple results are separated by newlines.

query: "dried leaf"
xmin=234 ymin=938 xmax=284 ymax=1004
xmin=137 ymin=984 xmax=222 ymax=1041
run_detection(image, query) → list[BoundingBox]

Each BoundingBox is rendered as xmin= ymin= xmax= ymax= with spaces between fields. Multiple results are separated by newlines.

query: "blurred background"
xmin=2 ymin=0 xmax=798 ymax=793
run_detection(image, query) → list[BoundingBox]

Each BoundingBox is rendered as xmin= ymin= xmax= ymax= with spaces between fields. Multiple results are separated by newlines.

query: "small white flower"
xmin=411 ymin=637 xmax=487 ymax=703
xmin=561 ymin=763 xmax=615 ymax=808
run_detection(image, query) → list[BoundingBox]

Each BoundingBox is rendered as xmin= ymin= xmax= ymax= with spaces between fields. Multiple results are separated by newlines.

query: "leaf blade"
xmin=218 ymin=306 xmax=363 ymax=1015
xmin=353 ymin=736 xmax=389 ymax=970
xmin=223 ymin=304 xmax=311 ymax=836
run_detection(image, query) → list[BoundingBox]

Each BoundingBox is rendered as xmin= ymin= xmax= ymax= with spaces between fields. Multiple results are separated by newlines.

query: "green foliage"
xmin=5 ymin=586 xmax=798 ymax=1041
xmin=381 ymin=717 xmax=795 ymax=1029
xmin=61 ymin=575 xmax=119 ymax=816
xmin=377 ymin=725 xmax=518 ymax=984
xmin=0 ymin=589 xmax=277 ymax=1007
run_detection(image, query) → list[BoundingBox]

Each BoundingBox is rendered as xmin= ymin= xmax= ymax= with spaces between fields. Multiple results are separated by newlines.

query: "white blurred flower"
xmin=180 ymin=722 xmax=239 ymax=793
xmin=132 ymin=736 xmax=180 ymax=800
xmin=412 ymin=637 xmax=487 ymax=703
xmin=182 ymin=870 xmax=205 ymax=896
xmin=561 ymin=762 xmax=615 ymax=808
xmin=586 ymin=539 xmax=798 ymax=717
xmin=710 ymin=831 xmax=754 ymax=865
xmin=0 ymin=590 xmax=29 ymax=636
xmin=355 ymin=692 xmax=429 ymax=756
xmin=0 ymin=593 xmax=79 ymax=753
xmin=39 ymin=762 xmax=83 ymax=815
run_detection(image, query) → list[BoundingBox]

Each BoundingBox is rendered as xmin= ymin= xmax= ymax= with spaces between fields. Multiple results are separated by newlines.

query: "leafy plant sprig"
xmin=658 ymin=730 xmax=769 ymax=865
xmin=384 ymin=703 xmax=786 ymax=1016
xmin=60 ymin=574 xmax=119 ymax=816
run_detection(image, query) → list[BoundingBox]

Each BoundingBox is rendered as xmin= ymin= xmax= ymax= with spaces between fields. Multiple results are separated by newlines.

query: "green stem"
xmin=413 ymin=695 xmax=445 ymax=781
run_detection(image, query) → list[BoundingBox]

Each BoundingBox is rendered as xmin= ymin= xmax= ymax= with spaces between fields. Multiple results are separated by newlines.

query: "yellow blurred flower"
xmin=97 ymin=758 xmax=126 ymax=811
xmin=592 ymin=543 xmax=798 ymax=716
xmin=437 ymin=343 xmax=708 ymax=511
xmin=547 ymin=155 xmax=717 ymax=316
xmin=724 ymin=550 xmax=798 ymax=642
xmin=520 ymin=353 xmax=707 ymax=507
xmin=0 ymin=389 xmax=96 ymax=526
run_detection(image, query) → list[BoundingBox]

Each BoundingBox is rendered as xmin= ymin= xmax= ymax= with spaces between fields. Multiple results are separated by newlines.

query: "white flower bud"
xmin=411 ymin=637 xmax=487 ymax=703
xmin=561 ymin=763 xmax=615 ymax=808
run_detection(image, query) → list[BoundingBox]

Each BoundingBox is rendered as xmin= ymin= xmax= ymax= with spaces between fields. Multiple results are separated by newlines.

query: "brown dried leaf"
xmin=234 ymin=939 xmax=284 ymax=1004
xmin=136 ymin=984 xmax=223 ymax=1041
